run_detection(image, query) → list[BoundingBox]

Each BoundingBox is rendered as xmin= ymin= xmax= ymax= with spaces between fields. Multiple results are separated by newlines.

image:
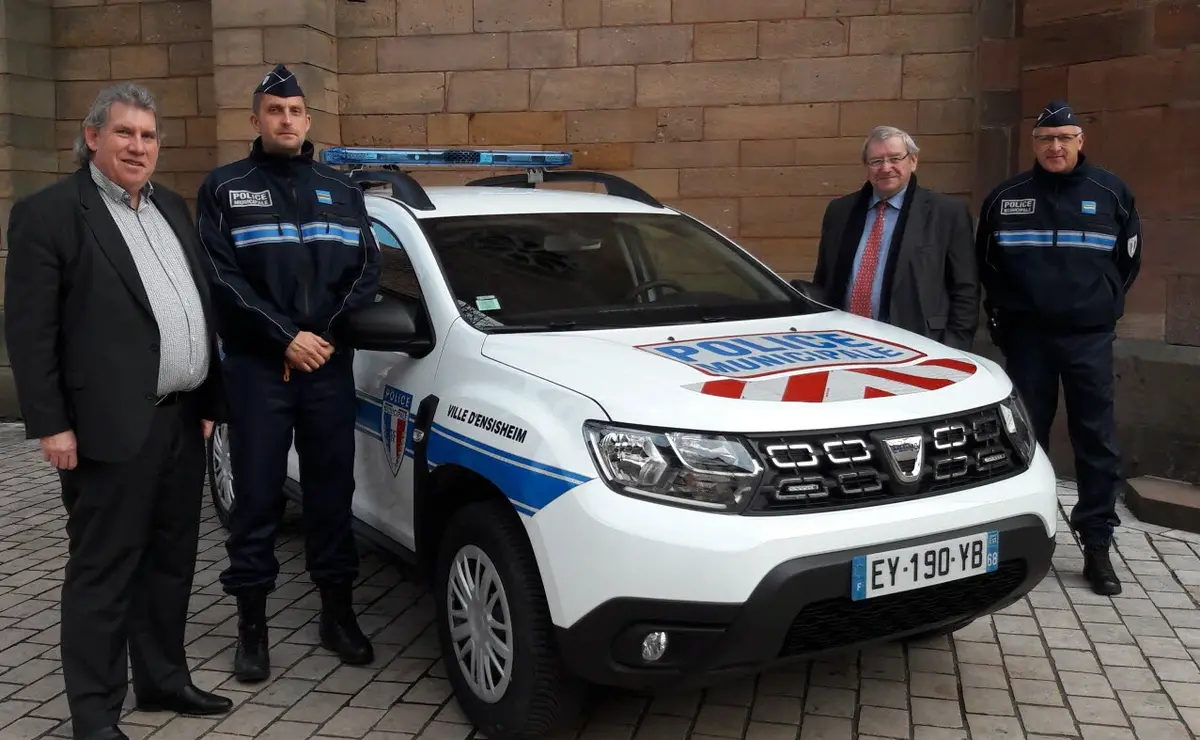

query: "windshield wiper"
xmin=484 ymin=320 xmax=615 ymax=334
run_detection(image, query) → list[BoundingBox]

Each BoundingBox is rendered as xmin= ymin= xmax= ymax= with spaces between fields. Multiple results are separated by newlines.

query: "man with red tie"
xmin=811 ymin=125 xmax=979 ymax=350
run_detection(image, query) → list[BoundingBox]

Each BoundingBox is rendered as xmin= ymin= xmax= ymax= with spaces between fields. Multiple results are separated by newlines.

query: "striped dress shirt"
xmin=90 ymin=163 xmax=210 ymax=396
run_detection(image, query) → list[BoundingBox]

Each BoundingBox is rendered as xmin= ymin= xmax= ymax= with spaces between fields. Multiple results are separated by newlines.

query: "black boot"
xmin=1083 ymin=542 xmax=1122 ymax=596
xmin=318 ymin=582 xmax=374 ymax=665
xmin=233 ymin=590 xmax=271 ymax=683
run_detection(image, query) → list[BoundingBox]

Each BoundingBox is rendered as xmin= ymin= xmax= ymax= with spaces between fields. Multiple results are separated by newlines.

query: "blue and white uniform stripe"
xmin=231 ymin=223 xmax=300 ymax=247
xmin=302 ymin=221 xmax=361 ymax=246
xmin=231 ymin=221 xmax=362 ymax=248
xmin=995 ymin=229 xmax=1117 ymax=252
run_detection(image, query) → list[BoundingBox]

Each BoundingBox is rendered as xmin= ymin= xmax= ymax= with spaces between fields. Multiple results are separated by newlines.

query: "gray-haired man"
xmin=811 ymin=125 xmax=980 ymax=350
xmin=3 ymin=83 xmax=231 ymax=740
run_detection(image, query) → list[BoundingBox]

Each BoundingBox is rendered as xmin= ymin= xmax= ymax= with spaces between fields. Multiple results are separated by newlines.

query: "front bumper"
xmin=553 ymin=513 xmax=1054 ymax=691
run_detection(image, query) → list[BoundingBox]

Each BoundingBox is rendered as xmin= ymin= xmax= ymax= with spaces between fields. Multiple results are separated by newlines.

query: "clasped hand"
xmin=285 ymin=331 xmax=334 ymax=372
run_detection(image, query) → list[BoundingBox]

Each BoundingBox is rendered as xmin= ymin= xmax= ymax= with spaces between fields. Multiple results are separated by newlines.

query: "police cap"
xmin=1035 ymin=100 xmax=1080 ymax=129
xmin=255 ymin=64 xmax=304 ymax=99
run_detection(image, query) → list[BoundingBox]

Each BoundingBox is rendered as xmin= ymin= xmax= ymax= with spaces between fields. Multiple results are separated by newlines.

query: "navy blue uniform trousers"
xmin=1002 ymin=327 xmax=1122 ymax=546
xmin=219 ymin=347 xmax=359 ymax=595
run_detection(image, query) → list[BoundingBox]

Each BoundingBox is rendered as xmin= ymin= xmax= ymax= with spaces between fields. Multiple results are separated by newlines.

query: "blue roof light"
xmin=318 ymin=147 xmax=573 ymax=169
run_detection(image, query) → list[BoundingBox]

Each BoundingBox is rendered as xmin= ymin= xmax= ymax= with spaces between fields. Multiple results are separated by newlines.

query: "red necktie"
xmin=848 ymin=200 xmax=889 ymax=318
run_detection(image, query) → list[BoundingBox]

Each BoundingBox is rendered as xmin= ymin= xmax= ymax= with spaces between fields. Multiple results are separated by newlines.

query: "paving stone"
xmin=856 ymin=706 xmax=909 ymax=738
xmin=1129 ymin=716 xmax=1193 ymax=739
xmin=322 ymin=707 xmax=388 ymax=737
xmin=1019 ymin=703 xmax=1079 ymax=735
xmin=749 ymin=694 xmax=803 ymax=724
xmin=965 ymin=713 xmax=1025 ymax=736
xmin=1061 ymin=670 xmax=1117 ymax=698
xmin=1119 ymin=690 xmax=1179 ymax=719
xmin=1067 ymin=695 xmax=1129 ymax=727
xmin=908 ymin=698 xmax=961 ymax=729
xmin=1162 ymin=680 xmax=1200 ymax=707
xmin=908 ymin=672 xmax=958 ymax=701
xmin=951 ymin=640 xmax=1002 ymax=666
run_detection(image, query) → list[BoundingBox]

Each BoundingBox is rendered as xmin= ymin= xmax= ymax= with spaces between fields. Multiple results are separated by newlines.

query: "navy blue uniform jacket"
xmin=196 ymin=138 xmax=381 ymax=358
xmin=975 ymin=154 xmax=1141 ymax=332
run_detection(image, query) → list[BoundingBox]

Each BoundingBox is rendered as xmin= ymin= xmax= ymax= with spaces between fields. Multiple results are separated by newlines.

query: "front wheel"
xmin=433 ymin=499 xmax=582 ymax=740
xmin=207 ymin=421 xmax=235 ymax=529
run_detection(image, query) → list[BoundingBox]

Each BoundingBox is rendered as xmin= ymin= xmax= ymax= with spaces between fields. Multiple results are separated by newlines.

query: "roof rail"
xmin=317 ymin=146 xmax=663 ymax=211
xmin=465 ymin=170 xmax=663 ymax=209
xmin=345 ymin=169 xmax=435 ymax=211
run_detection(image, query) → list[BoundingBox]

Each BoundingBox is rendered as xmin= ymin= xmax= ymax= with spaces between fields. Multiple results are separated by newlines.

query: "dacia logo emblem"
xmin=881 ymin=434 xmax=924 ymax=485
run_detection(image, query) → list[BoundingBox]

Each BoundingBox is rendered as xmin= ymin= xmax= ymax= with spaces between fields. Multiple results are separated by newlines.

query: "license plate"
xmin=850 ymin=530 xmax=999 ymax=601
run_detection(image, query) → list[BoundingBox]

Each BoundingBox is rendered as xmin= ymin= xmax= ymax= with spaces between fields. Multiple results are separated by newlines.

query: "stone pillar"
xmin=972 ymin=0 xmax=1020 ymax=213
xmin=211 ymin=0 xmax=339 ymax=166
xmin=0 ymin=0 xmax=56 ymax=421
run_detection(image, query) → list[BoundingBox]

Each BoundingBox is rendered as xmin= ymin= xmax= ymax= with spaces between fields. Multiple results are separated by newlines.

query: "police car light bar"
xmin=318 ymin=147 xmax=573 ymax=169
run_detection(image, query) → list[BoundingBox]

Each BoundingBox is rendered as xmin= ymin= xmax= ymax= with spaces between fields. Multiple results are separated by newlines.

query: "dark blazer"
xmin=3 ymin=167 xmax=224 ymax=463
xmin=812 ymin=175 xmax=980 ymax=351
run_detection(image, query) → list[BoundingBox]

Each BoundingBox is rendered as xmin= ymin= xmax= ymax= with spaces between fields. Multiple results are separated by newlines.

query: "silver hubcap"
xmin=448 ymin=544 xmax=514 ymax=703
xmin=212 ymin=423 xmax=235 ymax=513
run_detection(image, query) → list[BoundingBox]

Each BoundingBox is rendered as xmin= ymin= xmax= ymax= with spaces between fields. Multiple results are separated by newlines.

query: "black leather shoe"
xmin=1083 ymin=543 xmax=1122 ymax=596
xmin=81 ymin=727 xmax=129 ymax=740
xmin=319 ymin=583 xmax=375 ymax=665
xmin=234 ymin=590 xmax=271 ymax=683
xmin=136 ymin=684 xmax=233 ymax=716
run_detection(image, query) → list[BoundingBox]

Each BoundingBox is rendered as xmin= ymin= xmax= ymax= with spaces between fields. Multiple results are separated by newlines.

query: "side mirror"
xmin=341 ymin=294 xmax=433 ymax=356
xmin=790 ymin=278 xmax=826 ymax=304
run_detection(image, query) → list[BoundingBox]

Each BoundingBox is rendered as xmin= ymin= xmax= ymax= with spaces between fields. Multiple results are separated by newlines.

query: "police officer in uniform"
xmin=196 ymin=65 xmax=381 ymax=681
xmin=976 ymin=100 xmax=1141 ymax=597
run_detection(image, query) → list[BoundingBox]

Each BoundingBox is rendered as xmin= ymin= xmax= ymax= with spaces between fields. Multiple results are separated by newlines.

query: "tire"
xmin=433 ymin=498 xmax=582 ymax=740
xmin=207 ymin=421 xmax=235 ymax=529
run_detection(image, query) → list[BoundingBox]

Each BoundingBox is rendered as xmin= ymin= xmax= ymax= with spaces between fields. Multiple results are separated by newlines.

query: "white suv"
xmin=207 ymin=147 xmax=1057 ymax=740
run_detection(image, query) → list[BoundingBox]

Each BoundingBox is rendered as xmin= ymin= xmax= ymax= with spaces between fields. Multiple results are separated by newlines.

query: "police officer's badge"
xmin=381 ymin=385 xmax=413 ymax=477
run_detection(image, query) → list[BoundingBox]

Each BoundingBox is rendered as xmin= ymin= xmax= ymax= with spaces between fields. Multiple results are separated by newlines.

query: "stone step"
xmin=1125 ymin=475 xmax=1200 ymax=534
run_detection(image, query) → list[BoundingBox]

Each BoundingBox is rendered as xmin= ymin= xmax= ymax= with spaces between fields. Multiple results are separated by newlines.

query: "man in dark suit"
xmin=812 ymin=125 xmax=980 ymax=350
xmin=3 ymin=82 xmax=232 ymax=740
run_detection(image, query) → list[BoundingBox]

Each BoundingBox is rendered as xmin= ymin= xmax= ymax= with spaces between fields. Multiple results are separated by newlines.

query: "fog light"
xmin=641 ymin=631 xmax=668 ymax=662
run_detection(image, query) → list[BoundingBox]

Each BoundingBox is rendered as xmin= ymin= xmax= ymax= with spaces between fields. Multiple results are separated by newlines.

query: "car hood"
xmin=479 ymin=311 xmax=1012 ymax=433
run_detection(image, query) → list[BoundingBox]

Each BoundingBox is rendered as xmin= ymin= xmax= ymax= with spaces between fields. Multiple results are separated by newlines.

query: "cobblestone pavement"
xmin=2 ymin=423 xmax=1200 ymax=740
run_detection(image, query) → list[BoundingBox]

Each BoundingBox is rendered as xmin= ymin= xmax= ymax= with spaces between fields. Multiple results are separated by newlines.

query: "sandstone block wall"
xmin=52 ymin=0 xmax=216 ymax=207
xmin=13 ymin=0 xmax=983 ymax=281
xmin=334 ymin=0 xmax=980 ymax=280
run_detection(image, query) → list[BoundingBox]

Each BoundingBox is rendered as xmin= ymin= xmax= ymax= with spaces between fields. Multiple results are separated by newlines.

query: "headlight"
xmin=998 ymin=389 xmax=1037 ymax=464
xmin=583 ymin=421 xmax=763 ymax=512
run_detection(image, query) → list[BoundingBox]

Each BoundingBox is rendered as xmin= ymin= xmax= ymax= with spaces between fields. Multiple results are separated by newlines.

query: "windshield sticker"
xmin=684 ymin=357 xmax=977 ymax=403
xmin=475 ymin=295 xmax=501 ymax=311
xmin=637 ymin=330 xmax=925 ymax=380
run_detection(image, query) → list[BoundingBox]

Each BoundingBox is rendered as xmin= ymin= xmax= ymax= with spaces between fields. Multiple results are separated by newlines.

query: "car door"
xmin=350 ymin=216 xmax=444 ymax=552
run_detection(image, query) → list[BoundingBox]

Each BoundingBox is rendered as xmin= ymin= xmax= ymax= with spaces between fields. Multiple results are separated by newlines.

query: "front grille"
xmin=744 ymin=404 xmax=1024 ymax=515
xmin=778 ymin=560 xmax=1027 ymax=657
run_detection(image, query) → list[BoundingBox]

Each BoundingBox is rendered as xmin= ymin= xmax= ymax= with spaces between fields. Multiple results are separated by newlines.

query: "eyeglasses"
xmin=866 ymin=152 xmax=910 ymax=168
xmin=1032 ymin=133 xmax=1080 ymax=144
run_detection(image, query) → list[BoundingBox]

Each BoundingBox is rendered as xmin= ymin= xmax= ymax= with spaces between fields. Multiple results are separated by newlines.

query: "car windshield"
xmin=420 ymin=212 xmax=828 ymax=332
